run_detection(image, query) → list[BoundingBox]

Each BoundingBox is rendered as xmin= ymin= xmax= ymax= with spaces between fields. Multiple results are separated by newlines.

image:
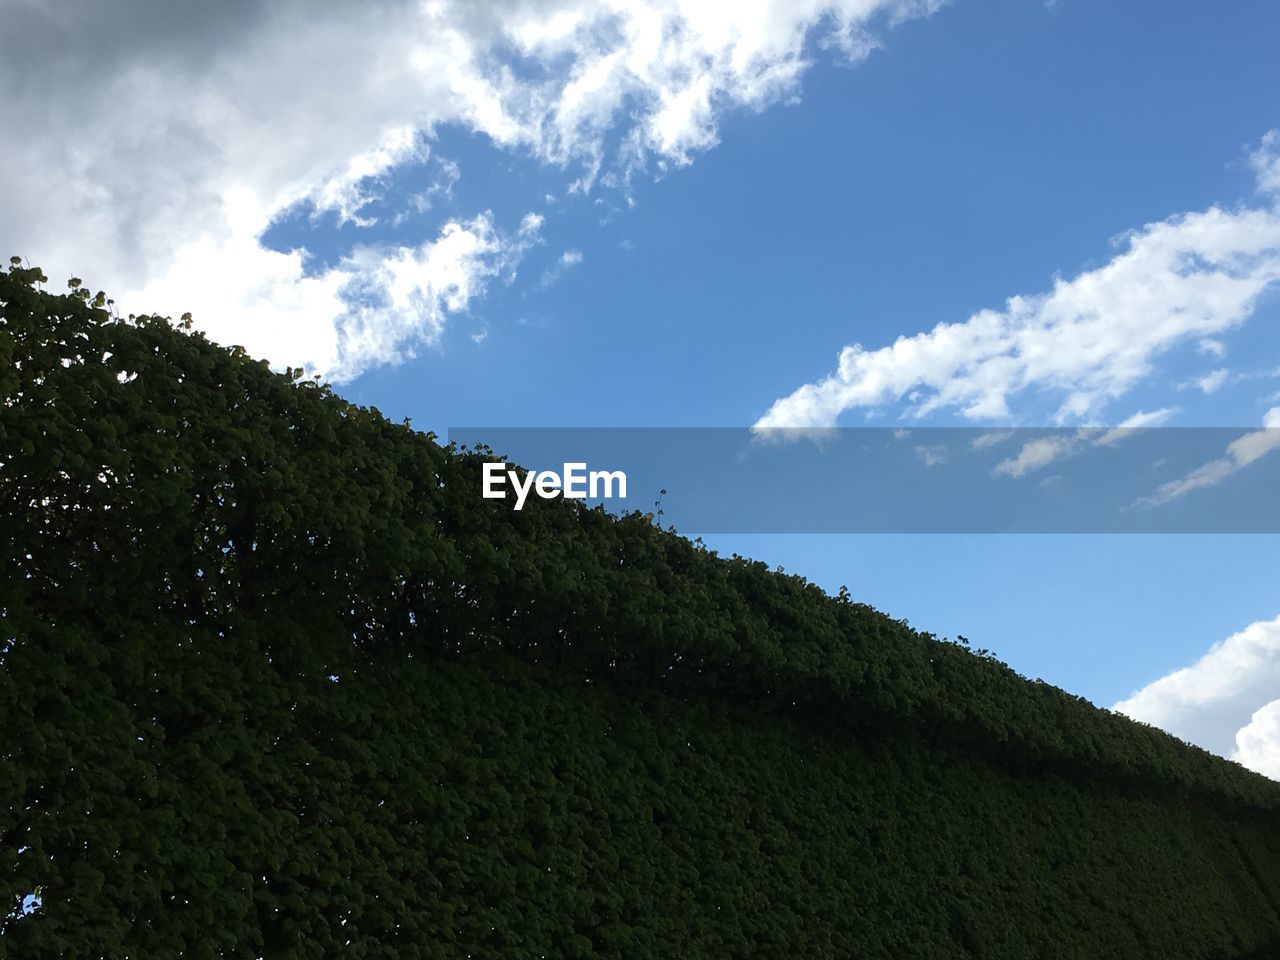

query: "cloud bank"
xmin=2 ymin=0 xmax=940 ymax=382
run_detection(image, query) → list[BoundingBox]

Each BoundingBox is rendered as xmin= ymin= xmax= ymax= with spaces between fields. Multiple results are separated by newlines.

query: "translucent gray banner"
xmin=446 ymin=427 xmax=1280 ymax=533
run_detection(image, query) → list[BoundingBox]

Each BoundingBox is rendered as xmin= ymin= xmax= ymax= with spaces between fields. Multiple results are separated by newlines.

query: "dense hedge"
xmin=3 ymin=260 xmax=1280 ymax=957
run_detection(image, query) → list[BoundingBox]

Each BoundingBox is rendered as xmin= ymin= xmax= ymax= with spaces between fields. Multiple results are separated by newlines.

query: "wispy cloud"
xmin=971 ymin=429 xmax=1016 ymax=450
xmin=1179 ymin=363 xmax=1280 ymax=395
xmin=538 ymin=248 xmax=584 ymax=290
xmin=1136 ymin=407 xmax=1280 ymax=507
xmin=311 ymin=126 xmax=428 ymax=227
xmin=1194 ymin=368 xmax=1231 ymax=394
xmin=991 ymin=408 xmax=1177 ymax=479
xmin=914 ymin=444 xmax=948 ymax=467
xmin=994 ymin=434 xmax=1083 ymax=479
xmin=756 ymin=133 xmax=1280 ymax=431
xmin=1095 ymin=407 xmax=1179 ymax=444
xmin=391 ymin=158 xmax=462 ymax=226
xmin=1252 ymin=129 xmax=1280 ymax=194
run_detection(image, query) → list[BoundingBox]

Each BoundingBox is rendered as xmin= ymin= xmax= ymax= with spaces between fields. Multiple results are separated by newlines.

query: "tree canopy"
xmin=3 ymin=260 xmax=1280 ymax=957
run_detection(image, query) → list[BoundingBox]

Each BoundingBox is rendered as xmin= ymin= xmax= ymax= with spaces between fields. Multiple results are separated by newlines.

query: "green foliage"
xmin=3 ymin=261 xmax=1280 ymax=957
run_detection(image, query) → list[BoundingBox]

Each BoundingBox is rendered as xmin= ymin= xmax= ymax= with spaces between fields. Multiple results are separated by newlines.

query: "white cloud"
xmin=971 ymin=429 xmax=1015 ymax=450
xmin=1180 ymin=364 xmax=1280 ymax=394
xmin=1094 ymin=407 xmax=1178 ymax=445
xmin=537 ymin=247 xmax=585 ymax=289
xmin=1195 ymin=367 xmax=1231 ymax=394
xmin=392 ymin=158 xmax=462 ymax=226
xmin=756 ymin=132 xmax=1280 ymax=430
xmin=991 ymin=408 xmax=1176 ymax=479
xmin=335 ymin=212 xmax=544 ymax=375
xmin=1114 ymin=615 xmax=1280 ymax=778
xmin=1235 ymin=700 xmax=1280 ymax=781
xmin=1252 ymin=129 xmax=1280 ymax=197
xmin=1137 ymin=407 xmax=1280 ymax=507
xmin=994 ymin=434 xmax=1081 ymax=478
xmin=3 ymin=0 xmax=941 ymax=382
xmin=913 ymin=444 xmax=947 ymax=467
xmin=311 ymin=126 xmax=429 ymax=227
xmin=1198 ymin=337 xmax=1227 ymax=358
xmin=127 ymin=193 xmax=543 ymax=380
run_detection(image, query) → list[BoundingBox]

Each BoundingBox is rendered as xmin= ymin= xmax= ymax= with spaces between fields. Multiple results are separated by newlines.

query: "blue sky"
xmin=328 ymin=1 xmax=1280 ymax=709
xmin=284 ymin=0 xmax=1280 ymax=431
xmin=8 ymin=0 xmax=1280 ymax=774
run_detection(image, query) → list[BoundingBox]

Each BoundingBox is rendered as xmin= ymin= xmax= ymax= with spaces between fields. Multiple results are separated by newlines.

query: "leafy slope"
xmin=3 ymin=261 xmax=1280 ymax=957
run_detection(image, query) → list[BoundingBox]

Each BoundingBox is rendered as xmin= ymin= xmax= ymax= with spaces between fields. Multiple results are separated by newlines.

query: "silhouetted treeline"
xmin=3 ymin=261 xmax=1279 ymax=957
